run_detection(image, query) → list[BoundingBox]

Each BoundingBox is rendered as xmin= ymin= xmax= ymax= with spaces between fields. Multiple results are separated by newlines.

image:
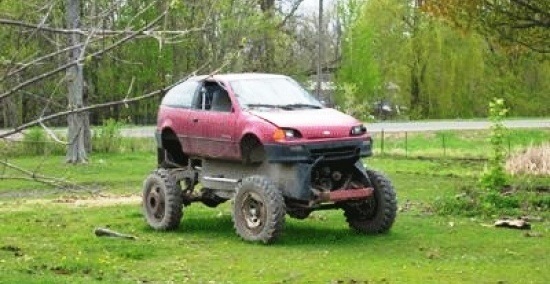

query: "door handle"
xmin=192 ymin=118 xmax=198 ymax=123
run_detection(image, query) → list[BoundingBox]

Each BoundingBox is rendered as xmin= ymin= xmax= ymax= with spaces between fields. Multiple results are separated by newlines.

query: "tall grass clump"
xmin=506 ymin=143 xmax=550 ymax=176
xmin=22 ymin=127 xmax=48 ymax=155
xmin=93 ymin=119 xmax=123 ymax=153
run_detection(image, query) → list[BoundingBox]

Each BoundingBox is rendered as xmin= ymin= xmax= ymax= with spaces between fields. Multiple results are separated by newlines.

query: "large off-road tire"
xmin=232 ymin=176 xmax=285 ymax=244
xmin=343 ymin=170 xmax=397 ymax=234
xmin=142 ymin=169 xmax=183 ymax=230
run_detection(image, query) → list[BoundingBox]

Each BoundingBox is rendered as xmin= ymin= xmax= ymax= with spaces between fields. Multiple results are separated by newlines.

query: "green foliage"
xmin=336 ymin=1 xmax=381 ymax=107
xmin=22 ymin=127 xmax=47 ymax=155
xmin=479 ymin=98 xmax=509 ymax=191
xmin=336 ymin=0 xmax=550 ymax=119
xmin=432 ymin=188 xmax=548 ymax=217
xmin=16 ymin=127 xmax=64 ymax=156
xmin=337 ymin=82 xmax=372 ymax=121
xmin=92 ymin=119 xmax=123 ymax=153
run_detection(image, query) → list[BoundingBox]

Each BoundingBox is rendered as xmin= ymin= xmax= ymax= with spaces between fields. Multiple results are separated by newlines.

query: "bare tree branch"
xmin=278 ymin=0 xmax=305 ymax=28
xmin=0 ymin=10 xmax=170 ymax=101
xmin=0 ymin=60 xmax=212 ymax=139
xmin=1 ymin=42 xmax=86 ymax=83
xmin=0 ymin=18 xmax=205 ymax=36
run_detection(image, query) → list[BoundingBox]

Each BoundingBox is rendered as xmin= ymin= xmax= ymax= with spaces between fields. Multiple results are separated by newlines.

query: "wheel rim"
xmin=348 ymin=189 xmax=378 ymax=220
xmin=359 ymin=197 xmax=377 ymax=219
xmin=146 ymin=184 xmax=166 ymax=222
xmin=240 ymin=191 xmax=266 ymax=233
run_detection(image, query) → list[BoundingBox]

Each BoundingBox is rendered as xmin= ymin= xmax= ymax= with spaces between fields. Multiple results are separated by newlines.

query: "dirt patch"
xmin=52 ymin=194 xmax=141 ymax=207
xmin=0 ymin=194 xmax=141 ymax=212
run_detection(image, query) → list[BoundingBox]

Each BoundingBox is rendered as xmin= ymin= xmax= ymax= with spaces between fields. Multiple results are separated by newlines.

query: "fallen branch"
xmin=94 ymin=227 xmax=136 ymax=240
xmin=0 ymin=160 xmax=92 ymax=192
xmin=494 ymin=218 xmax=531 ymax=230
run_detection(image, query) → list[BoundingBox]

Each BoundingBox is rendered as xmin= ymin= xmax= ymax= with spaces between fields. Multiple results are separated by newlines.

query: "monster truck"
xmin=143 ymin=73 xmax=397 ymax=244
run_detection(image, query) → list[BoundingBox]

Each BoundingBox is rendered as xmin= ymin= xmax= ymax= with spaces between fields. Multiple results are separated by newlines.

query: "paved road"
xmin=1 ymin=119 xmax=549 ymax=139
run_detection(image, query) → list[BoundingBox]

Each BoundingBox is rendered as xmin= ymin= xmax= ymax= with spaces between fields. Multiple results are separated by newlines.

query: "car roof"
xmin=187 ymin=73 xmax=289 ymax=82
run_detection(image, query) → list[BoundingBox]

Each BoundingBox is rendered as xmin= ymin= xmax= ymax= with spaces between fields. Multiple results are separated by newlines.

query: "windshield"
xmin=230 ymin=77 xmax=322 ymax=110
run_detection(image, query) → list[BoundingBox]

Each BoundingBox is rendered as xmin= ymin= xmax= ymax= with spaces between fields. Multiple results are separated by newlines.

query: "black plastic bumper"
xmin=264 ymin=137 xmax=372 ymax=163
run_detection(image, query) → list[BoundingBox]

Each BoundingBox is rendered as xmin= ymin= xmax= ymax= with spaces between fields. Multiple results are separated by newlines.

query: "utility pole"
xmin=316 ymin=0 xmax=324 ymax=100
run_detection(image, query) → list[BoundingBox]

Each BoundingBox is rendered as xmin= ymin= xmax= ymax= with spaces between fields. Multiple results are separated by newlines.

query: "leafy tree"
xmin=423 ymin=0 xmax=550 ymax=54
xmin=335 ymin=0 xmax=550 ymax=119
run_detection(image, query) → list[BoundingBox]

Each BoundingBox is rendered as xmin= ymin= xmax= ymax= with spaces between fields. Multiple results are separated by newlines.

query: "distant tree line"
xmin=336 ymin=0 xmax=549 ymax=119
xmin=1 ymin=0 xmax=548 ymax=132
xmin=0 ymin=0 xmax=322 ymax=130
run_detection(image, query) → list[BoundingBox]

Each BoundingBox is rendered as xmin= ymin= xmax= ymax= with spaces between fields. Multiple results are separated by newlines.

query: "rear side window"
xmin=161 ymin=81 xmax=199 ymax=108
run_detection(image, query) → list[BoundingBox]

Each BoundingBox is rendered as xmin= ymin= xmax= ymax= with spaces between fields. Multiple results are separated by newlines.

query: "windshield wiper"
xmin=246 ymin=104 xmax=285 ymax=109
xmin=245 ymin=103 xmax=321 ymax=110
xmin=282 ymin=103 xmax=322 ymax=109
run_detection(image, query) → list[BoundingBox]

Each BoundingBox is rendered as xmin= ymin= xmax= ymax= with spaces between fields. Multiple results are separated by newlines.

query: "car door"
xmin=160 ymin=80 xmax=199 ymax=155
xmin=188 ymin=80 xmax=238 ymax=159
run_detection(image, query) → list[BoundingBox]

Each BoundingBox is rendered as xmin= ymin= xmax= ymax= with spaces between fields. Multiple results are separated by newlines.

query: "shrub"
xmin=22 ymin=127 xmax=48 ymax=155
xmin=479 ymin=98 xmax=509 ymax=191
xmin=433 ymin=188 xmax=548 ymax=217
xmin=93 ymin=119 xmax=123 ymax=153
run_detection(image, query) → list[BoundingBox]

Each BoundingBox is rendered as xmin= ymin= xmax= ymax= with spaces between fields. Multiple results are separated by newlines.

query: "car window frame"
xmin=161 ymin=80 xmax=200 ymax=109
xmin=192 ymin=80 xmax=233 ymax=112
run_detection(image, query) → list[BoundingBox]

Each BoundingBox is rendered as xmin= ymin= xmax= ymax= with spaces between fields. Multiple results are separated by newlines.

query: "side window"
xmin=161 ymin=81 xmax=199 ymax=108
xmin=193 ymin=82 xmax=232 ymax=112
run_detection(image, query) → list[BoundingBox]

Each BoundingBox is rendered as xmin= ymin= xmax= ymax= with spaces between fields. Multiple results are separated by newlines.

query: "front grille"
xmin=309 ymin=146 xmax=359 ymax=159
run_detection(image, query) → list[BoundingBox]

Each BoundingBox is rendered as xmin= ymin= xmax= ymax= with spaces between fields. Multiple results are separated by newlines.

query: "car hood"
xmin=250 ymin=108 xmax=361 ymax=139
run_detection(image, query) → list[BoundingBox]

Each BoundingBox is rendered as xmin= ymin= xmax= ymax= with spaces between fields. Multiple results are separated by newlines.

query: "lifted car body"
xmin=143 ymin=73 xmax=397 ymax=243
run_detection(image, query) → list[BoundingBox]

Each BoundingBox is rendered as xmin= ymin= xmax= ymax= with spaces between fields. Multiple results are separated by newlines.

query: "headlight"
xmin=273 ymin=128 xmax=302 ymax=141
xmin=350 ymin=125 xmax=367 ymax=136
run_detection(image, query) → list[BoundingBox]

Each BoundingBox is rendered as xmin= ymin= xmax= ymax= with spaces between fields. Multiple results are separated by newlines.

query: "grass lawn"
xmin=0 ymin=148 xmax=549 ymax=283
xmin=371 ymin=128 xmax=550 ymax=159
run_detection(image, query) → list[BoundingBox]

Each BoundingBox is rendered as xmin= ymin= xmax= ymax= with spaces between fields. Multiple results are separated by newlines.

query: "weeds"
xmin=479 ymin=98 xmax=509 ymax=191
xmin=22 ymin=127 xmax=47 ymax=155
xmin=506 ymin=143 xmax=550 ymax=176
xmin=20 ymin=127 xmax=64 ymax=156
xmin=92 ymin=119 xmax=123 ymax=153
xmin=433 ymin=185 xmax=549 ymax=217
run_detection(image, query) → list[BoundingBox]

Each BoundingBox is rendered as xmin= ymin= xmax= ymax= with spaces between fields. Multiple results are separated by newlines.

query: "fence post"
xmin=405 ymin=131 xmax=408 ymax=158
xmin=381 ymin=129 xmax=385 ymax=156
xmin=442 ymin=133 xmax=446 ymax=157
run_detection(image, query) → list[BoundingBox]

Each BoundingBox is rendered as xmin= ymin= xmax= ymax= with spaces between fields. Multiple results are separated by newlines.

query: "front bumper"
xmin=264 ymin=137 xmax=372 ymax=163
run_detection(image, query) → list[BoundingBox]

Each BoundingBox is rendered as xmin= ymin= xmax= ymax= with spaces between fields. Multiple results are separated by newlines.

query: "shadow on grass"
xmin=138 ymin=213 xmax=402 ymax=247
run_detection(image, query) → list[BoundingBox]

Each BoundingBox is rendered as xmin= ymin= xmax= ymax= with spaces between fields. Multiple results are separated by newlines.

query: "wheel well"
xmin=240 ymin=134 xmax=265 ymax=164
xmin=159 ymin=128 xmax=188 ymax=167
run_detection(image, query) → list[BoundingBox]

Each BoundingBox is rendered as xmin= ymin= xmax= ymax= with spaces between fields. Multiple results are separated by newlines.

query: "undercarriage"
xmin=143 ymin=148 xmax=397 ymax=243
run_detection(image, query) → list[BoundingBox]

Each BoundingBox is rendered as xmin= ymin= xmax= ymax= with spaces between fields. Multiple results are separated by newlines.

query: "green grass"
xmin=1 ymin=203 xmax=548 ymax=283
xmin=372 ymin=129 xmax=550 ymax=159
xmin=0 ymin=144 xmax=549 ymax=283
xmin=0 ymin=152 xmax=155 ymax=194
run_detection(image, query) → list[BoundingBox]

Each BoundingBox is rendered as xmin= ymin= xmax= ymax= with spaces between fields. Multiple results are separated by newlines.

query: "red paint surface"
xmin=158 ymin=74 xmax=370 ymax=160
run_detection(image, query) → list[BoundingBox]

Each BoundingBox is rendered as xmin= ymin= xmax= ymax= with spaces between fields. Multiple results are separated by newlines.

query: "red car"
xmin=144 ymin=73 xmax=397 ymax=244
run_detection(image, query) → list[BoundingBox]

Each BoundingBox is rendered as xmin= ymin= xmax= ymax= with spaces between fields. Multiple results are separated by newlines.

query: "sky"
xmin=299 ymin=0 xmax=337 ymax=14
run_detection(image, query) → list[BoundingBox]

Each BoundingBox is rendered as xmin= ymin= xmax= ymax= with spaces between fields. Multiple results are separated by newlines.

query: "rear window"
xmin=161 ymin=81 xmax=199 ymax=108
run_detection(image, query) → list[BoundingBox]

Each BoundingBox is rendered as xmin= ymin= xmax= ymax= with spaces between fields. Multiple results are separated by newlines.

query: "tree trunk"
xmin=1 ymin=97 xmax=19 ymax=128
xmin=259 ymin=0 xmax=275 ymax=71
xmin=65 ymin=0 xmax=90 ymax=163
xmin=1 ymin=80 xmax=20 ymax=128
